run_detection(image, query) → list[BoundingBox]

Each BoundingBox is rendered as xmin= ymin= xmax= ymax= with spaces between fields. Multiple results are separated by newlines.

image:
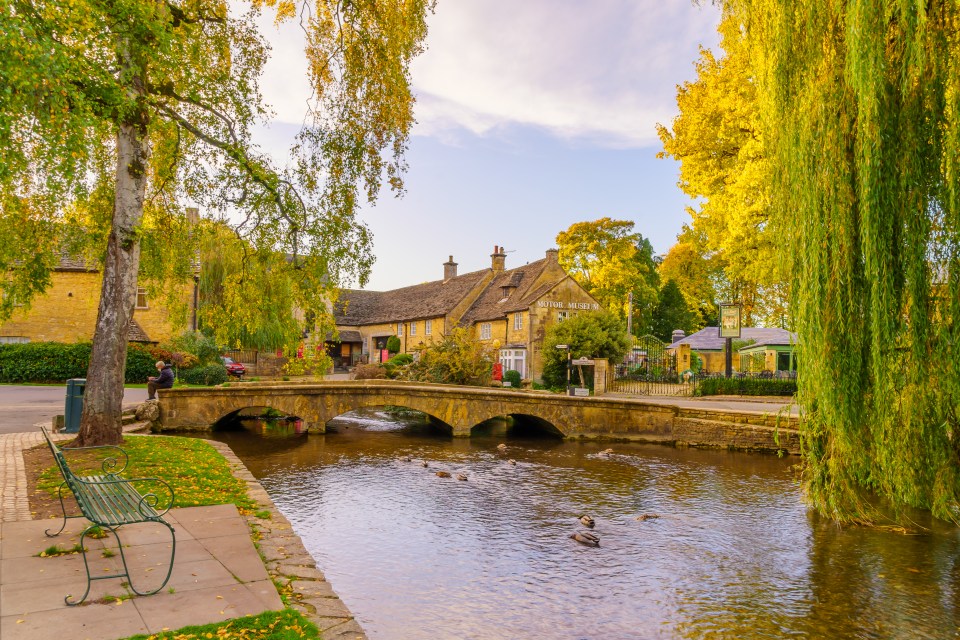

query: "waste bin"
xmin=64 ymin=378 xmax=86 ymax=433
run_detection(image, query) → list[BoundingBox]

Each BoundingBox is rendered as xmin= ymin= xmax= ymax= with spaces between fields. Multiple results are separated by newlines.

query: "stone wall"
xmin=0 ymin=270 xmax=187 ymax=344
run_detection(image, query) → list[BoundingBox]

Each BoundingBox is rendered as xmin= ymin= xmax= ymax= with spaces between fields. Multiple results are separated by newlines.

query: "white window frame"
xmin=397 ymin=322 xmax=403 ymax=336
xmin=514 ymin=312 xmax=523 ymax=331
xmin=135 ymin=287 xmax=148 ymax=309
xmin=499 ymin=348 xmax=526 ymax=378
xmin=410 ymin=321 xmax=417 ymax=336
xmin=557 ymin=310 xmax=568 ymax=323
xmin=425 ymin=319 xmax=432 ymax=335
xmin=480 ymin=323 xmax=492 ymax=340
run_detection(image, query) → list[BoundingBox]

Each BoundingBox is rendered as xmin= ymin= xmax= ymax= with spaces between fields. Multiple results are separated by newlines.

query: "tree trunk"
xmin=76 ymin=120 xmax=151 ymax=446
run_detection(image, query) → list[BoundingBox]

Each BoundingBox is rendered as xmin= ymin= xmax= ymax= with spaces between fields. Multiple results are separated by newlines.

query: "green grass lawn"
xmin=122 ymin=609 xmax=320 ymax=640
xmin=38 ymin=435 xmax=256 ymax=513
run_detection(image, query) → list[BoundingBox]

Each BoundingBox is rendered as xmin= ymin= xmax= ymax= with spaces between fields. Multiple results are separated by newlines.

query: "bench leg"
xmin=44 ymin=481 xmax=80 ymax=538
xmin=124 ymin=519 xmax=177 ymax=597
xmin=65 ymin=520 xmax=176 ymax=606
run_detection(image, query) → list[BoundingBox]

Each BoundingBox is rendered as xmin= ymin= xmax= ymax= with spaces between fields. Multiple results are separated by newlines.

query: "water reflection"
xmin=195 ymin=408 xmax=960 ymax=639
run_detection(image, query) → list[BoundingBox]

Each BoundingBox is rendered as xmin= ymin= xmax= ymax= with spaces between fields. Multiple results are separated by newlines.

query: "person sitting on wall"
xmin=147 ymin=361 xmax=174 ymax=400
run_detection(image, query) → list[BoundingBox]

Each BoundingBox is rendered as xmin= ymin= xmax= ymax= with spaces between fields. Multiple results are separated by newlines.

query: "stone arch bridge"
xmin=156 ymin=380 xmax=798 ymax=452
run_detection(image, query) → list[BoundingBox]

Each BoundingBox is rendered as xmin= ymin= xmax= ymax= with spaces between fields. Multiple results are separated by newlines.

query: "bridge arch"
xmin=324 ymin=403 xmax=455 ymax=436
xmin=212 ymin=405 xmax=304 ymax=431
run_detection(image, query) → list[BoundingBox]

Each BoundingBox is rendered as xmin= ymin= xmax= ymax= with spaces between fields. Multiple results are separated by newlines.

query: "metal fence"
xmin=609 ymin=335 xmax=699 ymax=397
xmin=223 ymin=349 xmax=259 ymax=366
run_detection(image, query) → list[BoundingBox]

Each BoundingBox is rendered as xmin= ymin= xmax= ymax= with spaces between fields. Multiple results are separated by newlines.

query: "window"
xmin=514 ymin=312 xmax=523 ymax=331
xmin=135 ymin=287 xmax=148 ymax=309
xmin=397 ymin=322 xmax=403 ymax=336
xmin=557 ymin=310 xmax=568 ymax=323
xmin=410 ymin=321 xmax=417 ymax=336
xmin=499 ymin=349 xmax=526 ymax=378
xmin=480 ymin=323 xmax=492 ymax=340
xmin=0 ymin=336 xmax=29 ymax=344
xmin=425 ymin=319 xmax=432 ymax=335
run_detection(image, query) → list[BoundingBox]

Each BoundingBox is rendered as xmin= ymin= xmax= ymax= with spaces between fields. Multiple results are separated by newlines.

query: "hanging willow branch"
xmin=736 ymin=0 xmax=960 ymax=523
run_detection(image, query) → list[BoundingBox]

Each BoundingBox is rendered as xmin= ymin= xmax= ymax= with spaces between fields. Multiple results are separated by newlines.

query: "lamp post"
xmin=556 ymin=344 xmax=571 ymax=394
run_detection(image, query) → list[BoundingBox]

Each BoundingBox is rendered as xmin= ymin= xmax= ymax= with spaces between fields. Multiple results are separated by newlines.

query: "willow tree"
xmin=0 ymin=0 xmax=433 ymax=445
xmin=740 ymin=0 xmax=960 ymax=522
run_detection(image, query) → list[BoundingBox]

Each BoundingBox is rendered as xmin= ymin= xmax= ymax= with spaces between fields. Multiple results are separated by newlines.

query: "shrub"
xmin=178 ymin=363 xmax=229 ymax=386
xmin=383 ymin=353 xmax=414 ymax=378
xmin=0 ymin=342 xmax=158 ymax=384
xmin=125 ymin=344 xmax=158 ymax=383
xmin=541 ymin=311 xmax=632 ymax=389
xmin=696 ymin=377 xmax=797 ymax=397
xmin=405 ymin=327 xmax=496 ymax=386
xmin=352 ymin=363 xmax=387 ymax=380
xmin=502 ymin=369 xmax=522 ymax=387
xmin=167 ymin=331 xmax=220 ymax=365
xmin=386 ymin=335 xmax=401 ymax=354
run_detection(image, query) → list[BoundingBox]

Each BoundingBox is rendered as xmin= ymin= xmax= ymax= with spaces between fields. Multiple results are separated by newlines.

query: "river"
xmin=196 ymin=408 xmax=960 ymax=639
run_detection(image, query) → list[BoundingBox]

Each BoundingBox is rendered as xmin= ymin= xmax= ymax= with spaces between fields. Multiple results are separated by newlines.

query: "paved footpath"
xmin=0 ymin=428 xmax=366 ymax=640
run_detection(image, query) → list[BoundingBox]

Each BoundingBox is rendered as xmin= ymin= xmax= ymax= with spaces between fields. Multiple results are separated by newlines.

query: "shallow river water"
xmin=197 ymin=409 xmax=960 ymax=639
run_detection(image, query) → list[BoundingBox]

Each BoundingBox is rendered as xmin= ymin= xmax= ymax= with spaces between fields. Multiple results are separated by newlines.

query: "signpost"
xmin=719 ymin=303 xmax=742 ymax=378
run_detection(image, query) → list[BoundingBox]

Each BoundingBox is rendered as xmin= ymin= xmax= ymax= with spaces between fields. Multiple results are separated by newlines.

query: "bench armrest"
xmin=60 ymin=444 xmax=130 ymax=475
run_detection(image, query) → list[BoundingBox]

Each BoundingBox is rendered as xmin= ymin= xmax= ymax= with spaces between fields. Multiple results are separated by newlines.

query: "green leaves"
xmin=742 ymin=0 xmax=960 ymax=523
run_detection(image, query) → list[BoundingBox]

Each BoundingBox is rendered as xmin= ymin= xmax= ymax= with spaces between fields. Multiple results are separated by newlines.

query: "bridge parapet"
xmin=155 ymin=381 xmax=799 ymax=452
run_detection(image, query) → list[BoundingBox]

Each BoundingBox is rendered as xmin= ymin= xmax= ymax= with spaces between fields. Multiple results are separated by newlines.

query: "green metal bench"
xmin=40 ymin=426 xmax=176 ymax=605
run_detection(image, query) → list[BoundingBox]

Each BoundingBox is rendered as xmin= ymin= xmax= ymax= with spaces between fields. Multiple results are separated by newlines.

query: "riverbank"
xmin=0 ymin=427 xmax=365 ymax=640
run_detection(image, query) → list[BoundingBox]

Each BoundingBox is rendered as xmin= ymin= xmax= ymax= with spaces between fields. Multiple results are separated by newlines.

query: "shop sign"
xmin=536 ymin=301 xmax=600 ymax=310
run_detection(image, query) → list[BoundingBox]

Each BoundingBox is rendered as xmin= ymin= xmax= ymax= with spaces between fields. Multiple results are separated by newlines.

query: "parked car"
xmin=221 ymin=356 xmax=246 ymax=379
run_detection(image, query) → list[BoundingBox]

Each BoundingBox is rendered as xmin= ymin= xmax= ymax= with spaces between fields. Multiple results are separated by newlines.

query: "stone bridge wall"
xmin=156 ymin=380 xmax=799 ymax=453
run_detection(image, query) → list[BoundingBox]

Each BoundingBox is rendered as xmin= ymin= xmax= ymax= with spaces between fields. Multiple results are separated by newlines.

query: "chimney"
xmin=545 ymin=248 xmax=559 ymax=262
xmin=443 ymin=255 xmax=458 ymax=281
xmin=491 ymin=245 xmax=506 ymax=272
xmin=671 ymin=329 xmax=686 ymax=345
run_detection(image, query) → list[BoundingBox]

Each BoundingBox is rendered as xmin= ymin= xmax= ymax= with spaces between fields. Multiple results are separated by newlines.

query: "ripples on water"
xmin=206 ymin=409 xmax=960 ymax=639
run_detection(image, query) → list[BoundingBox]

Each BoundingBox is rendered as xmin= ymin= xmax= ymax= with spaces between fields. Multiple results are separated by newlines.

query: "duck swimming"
xmin=579 ymin=515 xmax=595 ymax=528
xmin=636 ymin=514 xmax=660 ymax=521
xmin=421 ymin=460 xmax=429 ymax=468
xmin=456 ymin=473 xmax=468 ymax=481
xmin=570 ymin=531 xmax=600 ymax=547
xmin=436 ymin=471 xmax=451 ymax=478
xmin=497 ymin=443 xmax=507 ymax=451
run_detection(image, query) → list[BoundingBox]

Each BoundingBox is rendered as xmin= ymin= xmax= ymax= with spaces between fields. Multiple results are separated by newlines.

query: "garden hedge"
xmin=696 ymin=376 xmax=797 ymax=397
xmin=178 ymin=363 xmax=229 ymax=386
xmin=0 ymin=342 xmax=157 ymax=384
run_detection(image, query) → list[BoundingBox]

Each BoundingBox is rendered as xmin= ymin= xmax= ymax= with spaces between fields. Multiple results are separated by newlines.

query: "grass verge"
xmin=120 ymin=609 xmax=320 ymax=639
xmin=36 ymin=435 xmax=256 ymax=513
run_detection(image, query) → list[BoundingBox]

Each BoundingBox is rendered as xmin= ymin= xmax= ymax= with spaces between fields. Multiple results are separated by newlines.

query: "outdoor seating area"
xmin=40 ymin=427 xmax=176 ymax=605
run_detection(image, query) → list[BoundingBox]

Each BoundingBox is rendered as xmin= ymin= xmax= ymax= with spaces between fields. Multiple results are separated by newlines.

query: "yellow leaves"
xmin=274 ymin=1 xmax=296 ymax=23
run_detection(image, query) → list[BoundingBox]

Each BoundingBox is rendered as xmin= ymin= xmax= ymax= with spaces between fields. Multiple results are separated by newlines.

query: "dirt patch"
xmin=22 ymin=443 xmax=82 ymax=521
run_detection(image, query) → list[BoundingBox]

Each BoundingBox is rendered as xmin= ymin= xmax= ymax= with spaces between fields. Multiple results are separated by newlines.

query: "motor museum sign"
xmin=536 ymin=301 xmax=600 ymax=310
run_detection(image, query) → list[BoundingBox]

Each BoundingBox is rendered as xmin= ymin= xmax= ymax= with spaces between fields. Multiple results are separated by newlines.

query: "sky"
xmin=251 ymin=0 xmax=721 ymax=291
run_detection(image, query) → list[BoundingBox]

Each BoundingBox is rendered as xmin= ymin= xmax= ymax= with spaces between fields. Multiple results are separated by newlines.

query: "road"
xmin=0 ymin=385 xmax=148 ymax=435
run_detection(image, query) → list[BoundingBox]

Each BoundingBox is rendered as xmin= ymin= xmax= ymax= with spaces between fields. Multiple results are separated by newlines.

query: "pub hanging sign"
xmin=719 ymin=303 xmax=742 ymax=339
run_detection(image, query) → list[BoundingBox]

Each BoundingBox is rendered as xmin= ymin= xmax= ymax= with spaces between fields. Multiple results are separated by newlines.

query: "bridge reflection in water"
xmin=184 ymin=407 xmax=960 ymax=639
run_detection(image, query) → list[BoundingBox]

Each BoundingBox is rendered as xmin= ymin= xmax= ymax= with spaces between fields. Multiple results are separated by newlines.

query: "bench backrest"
xmin=41 ymin=426 xmax=85 ymax=500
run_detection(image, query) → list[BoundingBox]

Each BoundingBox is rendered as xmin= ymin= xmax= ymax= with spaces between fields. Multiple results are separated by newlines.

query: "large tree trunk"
xmin=76 ymin=117 xmax=151 ymax=446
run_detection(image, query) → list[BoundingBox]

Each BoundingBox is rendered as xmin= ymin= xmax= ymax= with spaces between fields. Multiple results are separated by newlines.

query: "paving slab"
xmin=0 ymin=505 xmax=281 ymax=640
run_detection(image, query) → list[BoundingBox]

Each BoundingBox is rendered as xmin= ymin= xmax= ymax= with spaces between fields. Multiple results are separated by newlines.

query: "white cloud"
xmin=255 ymin=0 xmax=720 ymax=149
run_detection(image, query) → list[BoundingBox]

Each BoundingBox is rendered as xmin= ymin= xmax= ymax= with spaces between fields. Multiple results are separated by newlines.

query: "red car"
xmin=221 ymin=356 xmax=246 ymax=379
